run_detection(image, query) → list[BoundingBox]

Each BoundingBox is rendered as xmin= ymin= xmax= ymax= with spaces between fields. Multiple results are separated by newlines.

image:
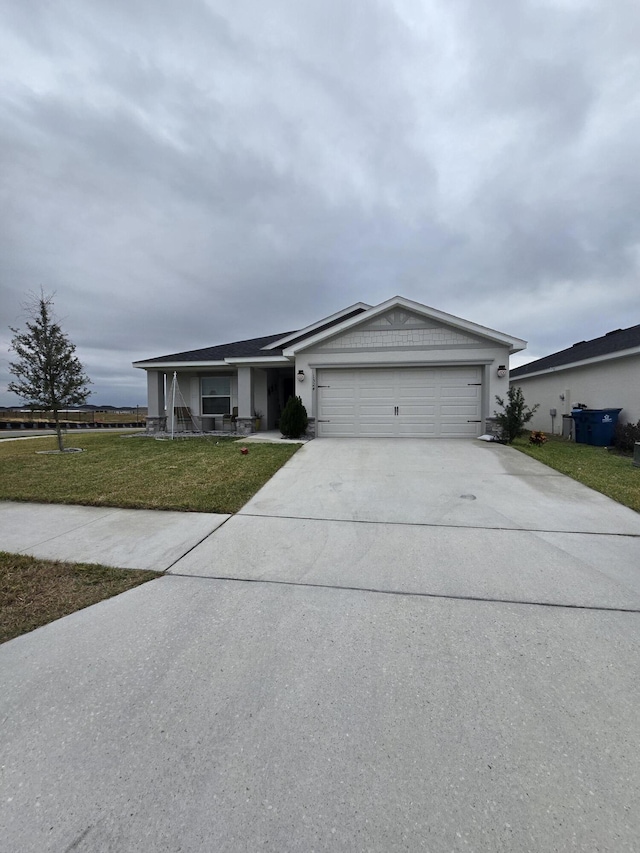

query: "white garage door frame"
xmin=313 ymin=364 xmax=489 ymax=438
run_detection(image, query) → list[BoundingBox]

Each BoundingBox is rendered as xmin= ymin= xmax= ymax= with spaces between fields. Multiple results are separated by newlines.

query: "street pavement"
xmin=1 ymin=439 xmax=639 ymax=852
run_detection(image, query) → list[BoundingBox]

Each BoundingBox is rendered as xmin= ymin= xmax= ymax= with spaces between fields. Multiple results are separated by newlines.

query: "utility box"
xmin=572 ymin=408 xmax=622 ymax=447
xmin=562 ymin=414 xmax=574 ymax=439
xmin=634 ymin=442 xmax=640 ymax=468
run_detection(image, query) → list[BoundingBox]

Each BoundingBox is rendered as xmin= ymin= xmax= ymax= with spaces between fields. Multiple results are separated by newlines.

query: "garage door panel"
xmin=359 ymin=407 xmax=395 ymax=419
xmin=321 ymin=407 xmax=358 ymax=419
xmin=321 ymin=392 xmax=356 ymax=406
xmin=441 ymin=404 xmax=480 ymax=416
xmin=398 ymin=404 xmax=437 ymax=416
xmin=317 ymin=367 xmax=482 ymax=438
xmin=397 ymin=422 xmax=437 ymax=437
xmin=440 ymin=422 xmax=480 ymax=437
xmin=398 ymin=387 xmax=436 ymax=400
xmin=397 ymin=376 xmax=440 ymax=395
xmin=358 ymin=422 xmax=398 ymax=436
xmin=320 ymin=422 xmax=358 ymax=436
xmin=360 ymin=389 xmax=395 ymax=402
xmin=441 ymin=385 xmax=479 ymax=398
xmin=359 ymin=395 xmax=395 ymax=408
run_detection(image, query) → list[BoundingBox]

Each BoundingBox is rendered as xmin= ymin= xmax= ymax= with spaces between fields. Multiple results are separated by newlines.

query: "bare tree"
xmin=8 ymin=291 xmax=91 ymax=451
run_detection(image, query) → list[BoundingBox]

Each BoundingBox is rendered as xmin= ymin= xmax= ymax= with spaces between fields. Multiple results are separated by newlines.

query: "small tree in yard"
xmin=279 ymin=395 xmax=308 ymax=439
xmin=494 ymin=386 xmax=538 ymax=444
xmin=8 ymin=292 xmax=91 ymax=451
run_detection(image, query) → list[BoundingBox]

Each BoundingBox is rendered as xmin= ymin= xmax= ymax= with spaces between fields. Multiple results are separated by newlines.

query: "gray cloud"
xmin=2 ymin=0 xmax=640 ymax=404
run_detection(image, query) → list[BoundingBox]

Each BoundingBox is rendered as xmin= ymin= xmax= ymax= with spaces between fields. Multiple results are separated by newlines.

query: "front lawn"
xmin=0 ymin=551 xmax=160 ymax=644
xmin=512 ymin=434 xmax=640 ymax=513
xmin=0 ymin=433 xmax=299 ymax=513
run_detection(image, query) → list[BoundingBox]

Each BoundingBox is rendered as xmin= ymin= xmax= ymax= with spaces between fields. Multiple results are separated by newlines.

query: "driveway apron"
xmin=2 ymin=439 xmax=640 ymax=853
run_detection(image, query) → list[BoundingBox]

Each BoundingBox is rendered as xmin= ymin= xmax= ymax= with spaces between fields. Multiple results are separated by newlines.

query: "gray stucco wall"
xmin=511 ymin=354 xmax=640 ymax=434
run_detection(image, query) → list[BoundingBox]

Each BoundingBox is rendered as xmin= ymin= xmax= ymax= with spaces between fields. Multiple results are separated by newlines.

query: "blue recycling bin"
xmin=571 ymin=408 xmax=622 ymax=446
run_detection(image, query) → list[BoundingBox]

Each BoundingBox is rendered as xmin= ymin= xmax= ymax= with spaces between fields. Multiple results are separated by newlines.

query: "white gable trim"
xmin=225 ymin=356 xmax=290 ymax=366
xmin=283 ymin=296 xmax=526 ymax=355
xmin=262 ymin=302 xmax=371 ymax=350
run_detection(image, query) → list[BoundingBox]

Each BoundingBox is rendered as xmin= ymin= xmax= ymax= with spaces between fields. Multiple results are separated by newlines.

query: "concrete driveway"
xmin=2 ymin=439 xmax=640 ymax=852
xmin=173 ymin=439 xmax=640 ymax=609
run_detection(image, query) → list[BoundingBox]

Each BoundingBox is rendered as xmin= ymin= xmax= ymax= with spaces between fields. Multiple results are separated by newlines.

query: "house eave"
xmin=224 ymin=356 xmax=292 ymax=366
xmin=134 ymin=355 xmax=291 ymax=370
xmin=133 ymin=360 xmax=229 ymax=370
xmin=510 ymin=345 xmax=640 ymax=381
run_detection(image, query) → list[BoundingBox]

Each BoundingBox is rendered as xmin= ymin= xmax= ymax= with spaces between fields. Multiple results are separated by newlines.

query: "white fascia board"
xmin=133 ymin=360 xmax=228 ymax=370
xmin=510 ymin=345 xmax=640 ymax=381
xmin=224 ymin=356 xmax=291 ymax=366
xmin=283 ymin=295 xmax=527 ymax=355
xmin=262 ymin=303 xmax=372 ymax=350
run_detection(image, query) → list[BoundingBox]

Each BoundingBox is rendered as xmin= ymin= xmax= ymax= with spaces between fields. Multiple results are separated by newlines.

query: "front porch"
xmin=145 ymin=365 xmax=296 ymax=436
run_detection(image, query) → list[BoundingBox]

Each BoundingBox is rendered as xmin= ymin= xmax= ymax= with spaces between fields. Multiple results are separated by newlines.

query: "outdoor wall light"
xmin=297 ymin=370 xmax=305 ymax=382
xmin=497 ymin=365 xmax=507 ymax=378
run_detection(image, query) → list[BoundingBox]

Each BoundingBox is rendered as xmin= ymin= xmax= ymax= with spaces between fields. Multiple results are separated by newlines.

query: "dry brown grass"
xmin=0 ymin=551 xmax=160 ymax=644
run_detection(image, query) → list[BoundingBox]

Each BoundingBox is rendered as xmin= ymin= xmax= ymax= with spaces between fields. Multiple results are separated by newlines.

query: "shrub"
xmin=494 ymin=386 xmax=539 ymax=444
xmin=279 ymin=395 xmax=308 ymax=439
xmin=529 ymin=430 xmax=547 ymax=446
xmin=612 ymin=419 xmax=640 ymax=454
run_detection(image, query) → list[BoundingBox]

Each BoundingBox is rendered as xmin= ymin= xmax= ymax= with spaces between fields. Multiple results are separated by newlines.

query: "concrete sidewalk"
xmin=0 ymin=501 xmax=229 ymax=571
xmin=2 ymin=439 xmax=640 ymax=852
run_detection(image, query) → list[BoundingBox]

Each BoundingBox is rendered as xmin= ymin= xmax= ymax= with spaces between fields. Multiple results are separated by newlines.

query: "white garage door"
xmin=316 ymin=367 xmax=482 ymax=438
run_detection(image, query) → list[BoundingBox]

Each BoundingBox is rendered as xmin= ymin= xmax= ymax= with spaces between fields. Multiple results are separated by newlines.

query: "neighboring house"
xmin=133 ymin=295 xmax=526 ymax=438
xmin=510 ymin=323 xmax=640 ymax=434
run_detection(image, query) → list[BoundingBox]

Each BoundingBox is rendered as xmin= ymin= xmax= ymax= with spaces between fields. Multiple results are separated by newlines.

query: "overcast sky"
xmin=2 ymin=0 xmax=639 ymax=407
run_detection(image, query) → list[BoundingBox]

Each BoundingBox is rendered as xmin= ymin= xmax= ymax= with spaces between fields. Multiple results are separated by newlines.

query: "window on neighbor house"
xmin=201 ymin=376 xmax=231 ymax=414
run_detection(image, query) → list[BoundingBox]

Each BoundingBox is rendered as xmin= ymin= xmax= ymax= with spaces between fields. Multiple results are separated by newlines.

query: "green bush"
xmin=494 ymin=386 xmax=539 ymax=444
xmin=279 ymin=395 xmax=308 ymax=439
xmin=613 ymin=419 xmax=640 ymax=454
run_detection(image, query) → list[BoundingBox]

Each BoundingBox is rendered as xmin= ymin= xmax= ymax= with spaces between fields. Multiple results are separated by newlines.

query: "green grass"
xmin=0 ymin=551 xmax=161 ymax=644
xmin=512 ymin=434 xmax=640 ymax=513
xmin=0 ymin=433 xmax=300 ymax=513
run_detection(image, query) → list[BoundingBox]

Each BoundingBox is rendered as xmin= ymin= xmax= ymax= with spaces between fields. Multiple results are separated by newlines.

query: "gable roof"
xmin=133 ymin=295 xmax=527 ymax=369
xmin=510 ymin=323 xmax=640 ymax=379
xmin=282 ymin=295 xmax=527 ymax=355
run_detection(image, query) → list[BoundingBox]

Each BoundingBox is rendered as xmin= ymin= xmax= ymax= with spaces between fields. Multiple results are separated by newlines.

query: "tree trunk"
xmin=53 ymin=408 xmax=64 ymax=451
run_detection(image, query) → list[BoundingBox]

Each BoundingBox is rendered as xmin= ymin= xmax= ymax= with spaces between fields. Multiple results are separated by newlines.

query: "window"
xmin=201 ymin=376 xmax=231 ymax=415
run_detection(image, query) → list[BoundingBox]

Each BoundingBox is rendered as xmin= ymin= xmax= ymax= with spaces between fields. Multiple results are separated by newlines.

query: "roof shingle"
xmin=138 ymin=332 xmax=293 ymax=364
xmin=511 ymin=323 xmax=640 ymax=378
